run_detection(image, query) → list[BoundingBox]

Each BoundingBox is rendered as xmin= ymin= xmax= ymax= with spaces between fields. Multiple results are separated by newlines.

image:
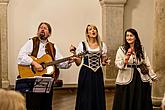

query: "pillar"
xmin=152 ymin=0 xmax=165 ymax=108
xmin=100 ymin=0 xmax=127 ymax=86
xmin=0 ymin=0 xmax=9 ymax=88
xmin=0 ymin=19 xmax=1 ymax=88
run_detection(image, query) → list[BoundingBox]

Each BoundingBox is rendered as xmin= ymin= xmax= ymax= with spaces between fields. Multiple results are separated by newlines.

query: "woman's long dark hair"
xmin=124 ymin=28 xmax=144 ymax=61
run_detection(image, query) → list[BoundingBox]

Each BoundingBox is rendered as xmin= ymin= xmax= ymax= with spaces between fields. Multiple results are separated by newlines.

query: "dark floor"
xmin=52 ymin=88 xmax=115 ymax=110
xmin=52 ymin=88 xmax=162 ymax=110
xmin=14 ymin=84 xmax=161 ymax=110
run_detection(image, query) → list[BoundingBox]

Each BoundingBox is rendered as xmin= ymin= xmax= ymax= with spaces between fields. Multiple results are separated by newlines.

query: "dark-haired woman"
xmin=112 ymin=28 xmax=157 ymax=110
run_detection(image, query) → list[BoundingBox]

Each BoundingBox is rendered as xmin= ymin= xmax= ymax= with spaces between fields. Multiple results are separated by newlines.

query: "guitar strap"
xmin=45 ymin=42 xmax=56 ymax=61
xmin=31 ymin=36 xmax=60 ymax=79
xmin=31 ymin=36 xmax=40 ymax=57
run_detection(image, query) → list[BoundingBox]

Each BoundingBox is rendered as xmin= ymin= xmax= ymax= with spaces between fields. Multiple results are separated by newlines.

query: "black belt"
xmin=127 ymin=64 xmax=140 ymax=68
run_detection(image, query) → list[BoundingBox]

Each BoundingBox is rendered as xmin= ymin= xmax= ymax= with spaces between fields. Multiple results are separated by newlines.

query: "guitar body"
xmin=18 ymin=54 xmax=55 ymax=78
xmin=18 ymin=51 xmax=87 ymax=78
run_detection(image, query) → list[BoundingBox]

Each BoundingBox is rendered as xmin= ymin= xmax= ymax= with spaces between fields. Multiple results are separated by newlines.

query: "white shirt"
xmin=76 ymin=41 xmax=107 ymax=56
xmin=17 ymin=39 xmax=71 ymax=69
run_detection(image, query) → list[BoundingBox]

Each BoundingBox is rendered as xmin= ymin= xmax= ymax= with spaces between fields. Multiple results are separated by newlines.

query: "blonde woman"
xmin=70 ymin=24 xmax=110 ymax=110
xmin=0 ymin=89 xmax=26 ymax=110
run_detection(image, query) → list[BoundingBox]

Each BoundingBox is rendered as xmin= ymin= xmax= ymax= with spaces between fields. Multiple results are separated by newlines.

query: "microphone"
xmin=125 ymin=48 xmax=133 ymax=65
xmin=127 ymin=48 xmax=133 ymax=56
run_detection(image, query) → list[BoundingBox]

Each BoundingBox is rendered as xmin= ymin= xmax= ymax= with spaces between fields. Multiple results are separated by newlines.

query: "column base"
xmin=104 ymin=79 xmax=115 ymax=87
xmin=2 ymin=80 xmax=10 ymax=88
xmin=152 ymin=96 xmax=162 ymax=110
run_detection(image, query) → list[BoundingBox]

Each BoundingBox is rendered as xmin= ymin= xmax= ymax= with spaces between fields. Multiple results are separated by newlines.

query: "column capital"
xmin=0 ymin=0 xmax=9 ymax=4
xmin=100 ymin=0 xmax=127 ymax=5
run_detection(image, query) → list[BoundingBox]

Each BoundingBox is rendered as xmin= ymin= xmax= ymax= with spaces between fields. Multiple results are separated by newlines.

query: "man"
xmin=17 ymin=22 xmax=72 ymax=110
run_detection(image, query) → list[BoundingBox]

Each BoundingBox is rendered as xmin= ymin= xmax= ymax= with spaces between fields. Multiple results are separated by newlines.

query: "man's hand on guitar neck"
xmin=31 ymin=61 xmax=43 ymax=72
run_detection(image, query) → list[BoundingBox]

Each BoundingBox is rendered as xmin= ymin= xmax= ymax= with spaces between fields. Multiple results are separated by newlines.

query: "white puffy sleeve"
xmin=17 ymin=39 xmax=33 ymax=65
xmin=101 ymin=42 xmax=107 ymax=56
xmin=76 ymin=42 xmax=84 ymax=54
xmin=115 ymin=46 xmax=126 ymax=69
xmin=143 ymin=50 xmax=157 ymax=80
xmin=54 ymin=45 xmax=72 ymax=69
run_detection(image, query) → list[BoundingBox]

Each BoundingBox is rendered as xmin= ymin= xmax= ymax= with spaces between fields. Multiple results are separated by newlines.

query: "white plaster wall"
xmin=8 ymin=0 xmax=102 ymax=85
xmin=7 ymin=0 xmax=154 ymax=85
xmin=124 ymin=0 xmax=154 ymax=63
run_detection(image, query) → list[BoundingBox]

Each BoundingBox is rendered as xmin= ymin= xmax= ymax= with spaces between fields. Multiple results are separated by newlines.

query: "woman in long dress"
xmin=112 ymin=28 xmax=157 ymax=110
xmin=70 ymin=24 xmax=110 ymax=110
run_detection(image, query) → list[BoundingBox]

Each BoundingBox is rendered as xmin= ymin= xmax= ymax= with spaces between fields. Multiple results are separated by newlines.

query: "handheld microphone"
xmin=127 ymin=48 xmax=133 ymax=56
xmin=125 ymin=48 xmax=133 ymax=65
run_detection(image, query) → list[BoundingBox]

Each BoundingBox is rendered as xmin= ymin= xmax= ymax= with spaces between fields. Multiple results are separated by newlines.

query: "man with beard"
xmin=17 ymin=22 xmax=73 ymax=110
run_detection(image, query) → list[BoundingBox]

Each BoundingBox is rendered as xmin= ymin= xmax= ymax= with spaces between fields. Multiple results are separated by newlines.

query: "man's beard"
xmin=39 ymin=32 xmax=47 ymax=40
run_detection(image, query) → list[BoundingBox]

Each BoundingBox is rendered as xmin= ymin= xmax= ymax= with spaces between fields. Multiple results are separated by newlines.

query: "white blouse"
xmin=115 ymin=46 xmax=157 ymax=85
xmin=76 ymin=41 xmax=107 ymax=56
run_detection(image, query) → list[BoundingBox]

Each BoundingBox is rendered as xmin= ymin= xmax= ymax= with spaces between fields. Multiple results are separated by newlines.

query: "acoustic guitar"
xmin=18 ymin=51 xmax=87 ymax=78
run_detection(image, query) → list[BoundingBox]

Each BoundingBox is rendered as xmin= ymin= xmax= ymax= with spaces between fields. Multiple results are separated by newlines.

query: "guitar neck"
xmin=44 ymin=51 xmax=87 ymax=67
xmin=46 ymin=56 xmax=71 ymax=66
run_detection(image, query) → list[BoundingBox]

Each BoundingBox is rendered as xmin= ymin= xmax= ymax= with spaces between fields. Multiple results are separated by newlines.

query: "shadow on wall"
xmin=124 ymin=0 xmax=140 ymax=28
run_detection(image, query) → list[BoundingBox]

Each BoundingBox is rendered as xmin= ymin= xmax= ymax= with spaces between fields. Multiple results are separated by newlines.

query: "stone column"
xmin=0 ymin=0 xmax=9 ymax=88
xmin=0 ymin=19 xmax=1 ymax=88
xmin=100 ymin=0 xmax=127 ymax=86
xmin=152 ymin=0 xmax=165 ymax=108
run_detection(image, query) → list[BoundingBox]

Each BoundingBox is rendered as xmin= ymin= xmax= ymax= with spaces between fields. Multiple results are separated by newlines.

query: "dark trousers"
xmin=26 ymin=89 xmax=53 ymax=110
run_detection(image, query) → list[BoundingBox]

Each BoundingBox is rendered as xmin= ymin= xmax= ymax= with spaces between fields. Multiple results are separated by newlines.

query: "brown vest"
xmin=31 ymin=37 xmax=60 ymax=79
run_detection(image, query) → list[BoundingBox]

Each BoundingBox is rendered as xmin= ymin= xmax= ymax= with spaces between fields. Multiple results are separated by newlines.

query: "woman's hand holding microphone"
xmin=125 ymin=48 xmax=133 ymax=64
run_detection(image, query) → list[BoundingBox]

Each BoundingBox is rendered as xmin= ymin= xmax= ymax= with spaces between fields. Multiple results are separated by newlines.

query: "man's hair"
xmin=38 ymin=22 xmax=52 ymax=34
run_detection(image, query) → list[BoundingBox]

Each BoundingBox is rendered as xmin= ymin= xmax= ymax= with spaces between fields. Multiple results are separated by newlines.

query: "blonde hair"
xmin=0 ymin=89 xmax=26 ymax=110
xmin=85 ymin=24 xmax=102 ymax=48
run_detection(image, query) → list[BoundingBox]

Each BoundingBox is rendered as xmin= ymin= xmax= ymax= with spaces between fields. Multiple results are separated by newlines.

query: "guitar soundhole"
xmin=45 ymin=66 xmax=54 ymax=75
